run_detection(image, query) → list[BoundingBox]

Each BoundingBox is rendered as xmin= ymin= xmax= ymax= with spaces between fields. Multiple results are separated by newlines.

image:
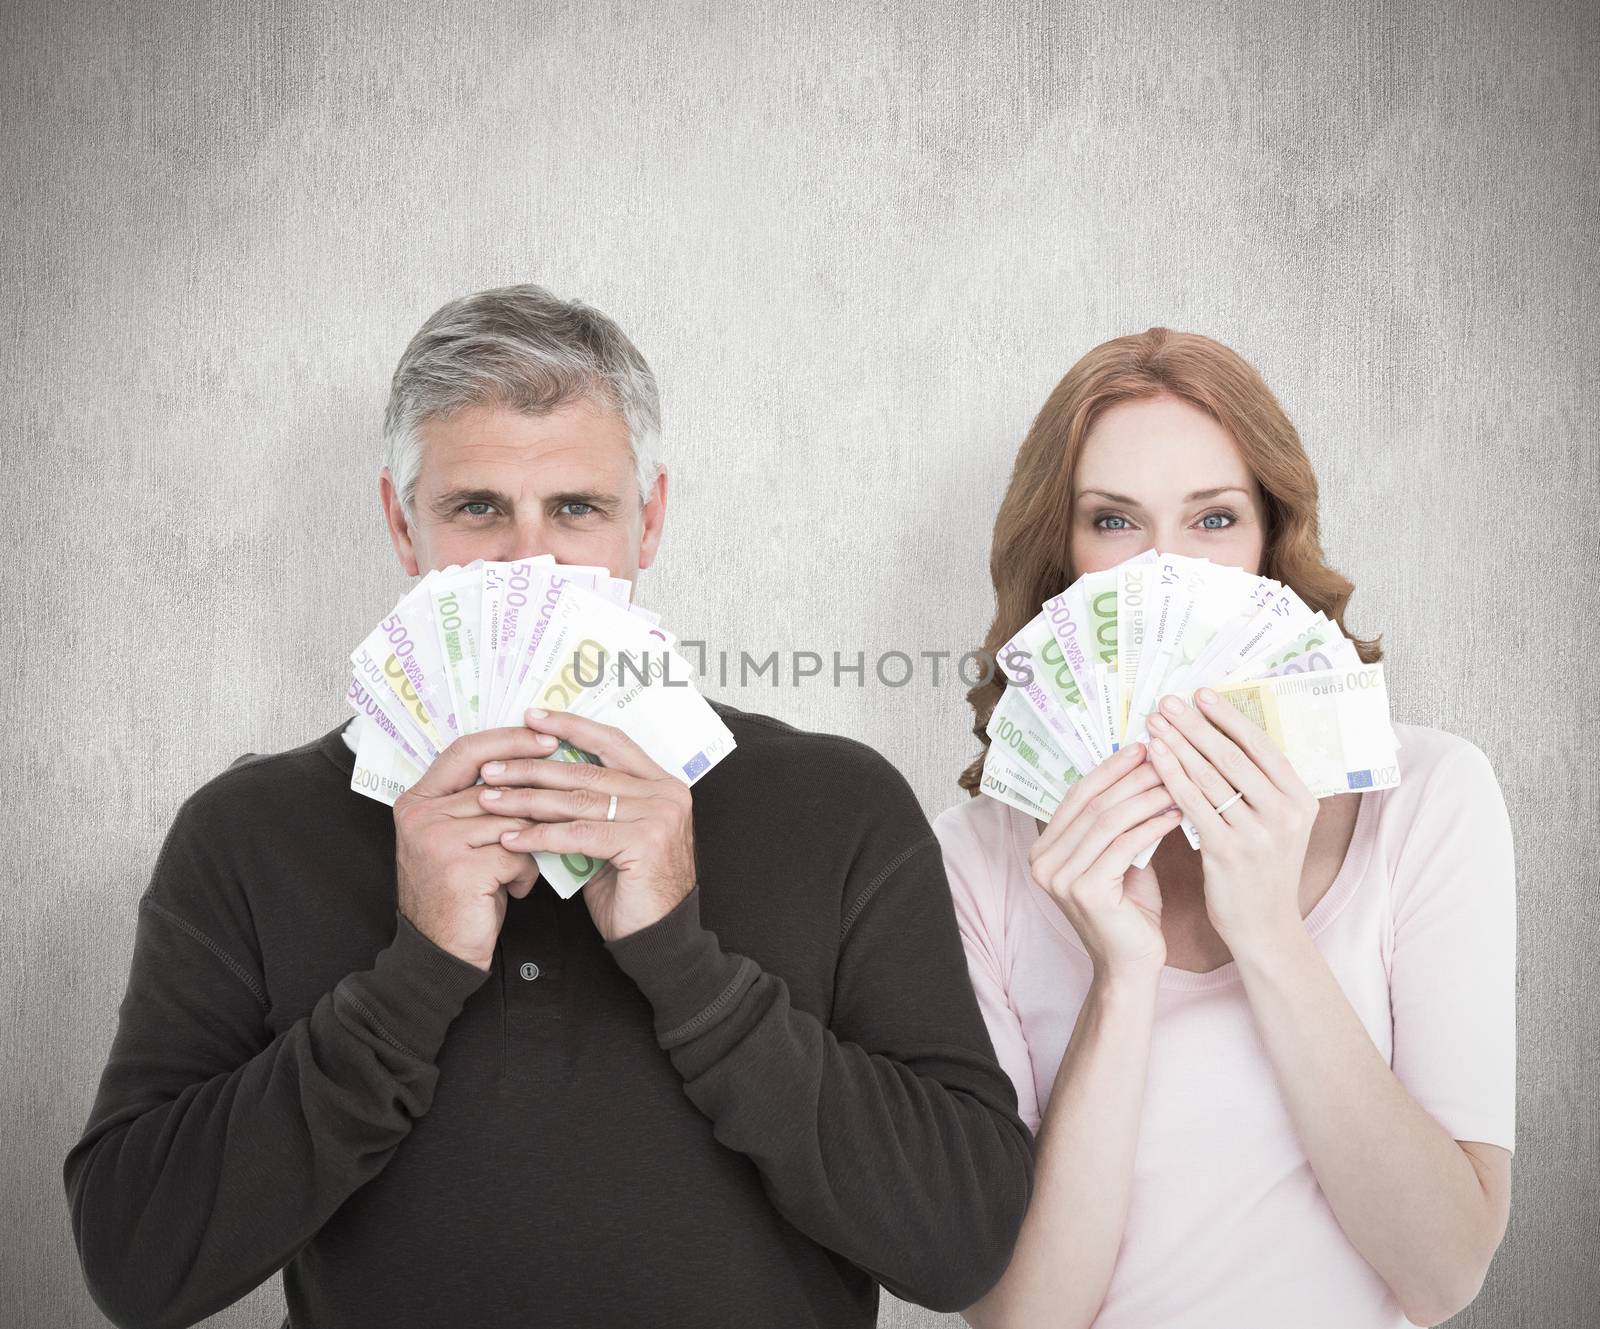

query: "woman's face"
xmin=1068 ymin=394 xmax=1268 ymax=577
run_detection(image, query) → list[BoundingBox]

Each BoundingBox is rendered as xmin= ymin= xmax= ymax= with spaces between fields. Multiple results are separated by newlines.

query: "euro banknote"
xmin=346 ymin=559 xmax=734 ymax=898
xmin=984 ymin=550 xmax=1400 ymax=868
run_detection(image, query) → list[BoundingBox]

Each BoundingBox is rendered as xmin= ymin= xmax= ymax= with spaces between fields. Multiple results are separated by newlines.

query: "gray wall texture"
xmin=5 ymin=0 xmax=1597 ymax=1325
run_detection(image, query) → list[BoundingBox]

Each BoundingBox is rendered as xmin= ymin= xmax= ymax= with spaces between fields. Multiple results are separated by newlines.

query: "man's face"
xmin=380 ymin=399 xmax=666 ymax=580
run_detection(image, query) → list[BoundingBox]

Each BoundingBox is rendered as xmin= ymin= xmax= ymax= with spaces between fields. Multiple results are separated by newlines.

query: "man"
xmin=63 ymin=284 xmax=1034 ymax=1329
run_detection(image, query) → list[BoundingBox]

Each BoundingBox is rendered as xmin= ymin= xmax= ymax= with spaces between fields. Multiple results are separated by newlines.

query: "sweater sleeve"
xmin=62 ymin=795 xmax=490 ymax=1329
xmin=602 ymin=764 xmax=1035 ymax=1313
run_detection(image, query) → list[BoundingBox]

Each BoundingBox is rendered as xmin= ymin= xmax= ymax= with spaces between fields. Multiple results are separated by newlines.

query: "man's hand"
xmin=475 ymin=707 xmax=698 ymax=942
xmin=392 ymin=726 xmax=562 ymax=971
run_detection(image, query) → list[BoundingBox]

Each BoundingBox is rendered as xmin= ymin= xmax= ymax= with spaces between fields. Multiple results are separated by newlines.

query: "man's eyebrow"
xmin=429 ymin=486 xmax=516 ymax=517
xmin=546 ymin=489 xmax=625 ymax=511
xmin=1076 ymin=486 xmax=1249 ymax=506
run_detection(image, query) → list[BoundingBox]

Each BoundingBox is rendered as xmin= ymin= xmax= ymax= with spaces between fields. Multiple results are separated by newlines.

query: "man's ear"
xmin=378 ymin=468 xmax=421 ymax=577
xmin=637 ymin=466 xmax=668 ymax=572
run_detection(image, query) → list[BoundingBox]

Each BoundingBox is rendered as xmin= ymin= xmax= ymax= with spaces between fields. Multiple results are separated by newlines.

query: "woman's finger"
xmin=1147 ymin=737 xmax=1229 ymax=844
xmin=1035 ymin=742 xmax=1152 ymax=859
xmin=1033 ymin=761 xmax=1164 ymax=873
xmin=1193 ymin=688 xmax=1306 ymax=800
xmin=1147 ymin=717 xmax=1244 ymax=819
xmin=1086 ymin=806 xmax=1186 ymax=881
xmin=1040 ymin=786 xmax=1180 ymax=889
xmin=1150 ymin=695 xmax=1275 ymax=810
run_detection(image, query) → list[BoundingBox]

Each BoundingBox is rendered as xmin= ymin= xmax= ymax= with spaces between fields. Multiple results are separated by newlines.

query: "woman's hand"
xmin=1144 ymin=688 xmax=1319 ymax=956
xmin=1028 ymin=740 xmax=1180 ymax=980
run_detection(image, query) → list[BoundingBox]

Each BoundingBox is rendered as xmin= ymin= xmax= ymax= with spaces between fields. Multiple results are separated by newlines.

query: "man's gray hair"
xmin=382 ymin=284 xmax=662 ymax=520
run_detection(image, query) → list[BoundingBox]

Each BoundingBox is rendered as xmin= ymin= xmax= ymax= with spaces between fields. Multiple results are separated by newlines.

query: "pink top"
xmin=933 ymin=722 xmax=1516 ymax=1329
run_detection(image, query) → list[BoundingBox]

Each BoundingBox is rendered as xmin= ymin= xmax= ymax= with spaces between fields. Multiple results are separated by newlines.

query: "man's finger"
xmin=478 ymin=756 xmax=653 ymax=797
xmin=480 ymin=785 xmax=643 ymax=825
xmin=501 ymin=817 xmax=621 ymax=858
xmin=407 ymin=726 xmax=561 ymax=798
xmin=519 ymin=708 xmax=667 ymax=780
xmin=461 ymin=815 xmax=540 ymax=849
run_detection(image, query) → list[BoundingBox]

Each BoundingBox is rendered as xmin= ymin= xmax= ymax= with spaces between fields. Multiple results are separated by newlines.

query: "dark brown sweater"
xmin=63 ymin=701 xmax=1033 ymax=1329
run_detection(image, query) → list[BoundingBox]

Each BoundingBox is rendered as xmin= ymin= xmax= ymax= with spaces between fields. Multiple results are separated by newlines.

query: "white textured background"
xmin=5 ymin=1 xmax=1597 ymax=1325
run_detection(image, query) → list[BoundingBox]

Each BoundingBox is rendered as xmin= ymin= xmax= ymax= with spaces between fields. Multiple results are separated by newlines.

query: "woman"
xmin=935 ymin=329 xmax=1515 ymax=1329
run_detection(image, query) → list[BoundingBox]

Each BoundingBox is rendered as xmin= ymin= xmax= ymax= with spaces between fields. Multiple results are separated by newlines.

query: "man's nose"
xmin=504 ymin=524 xmax=554 ymax=563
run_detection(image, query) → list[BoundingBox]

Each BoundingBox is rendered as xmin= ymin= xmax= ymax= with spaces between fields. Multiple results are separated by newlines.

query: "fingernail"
xmin=535 ymin=734 xmax=557 ymax=748
xmin=525 ymin=707 xmax=548 ymax=720
xmin=500 ymin=829 xmax=519 ymax=842
xmin=480 ymin=788 xmax=502 ymax=800
xmin=1148 ymin=713 xmax=1168 ymax=731
xmin=1197 ymin=687 xmax=1217 ymax=705
xmin=483 ymin=761 xmax=505 ymax=775
xmin=1151 ymin=738 xmax=1168 ymax=755
xmin=1160 ymin=695 xmax=1184 ymax=715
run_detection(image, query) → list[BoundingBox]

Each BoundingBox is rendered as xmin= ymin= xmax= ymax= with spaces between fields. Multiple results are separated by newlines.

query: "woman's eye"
xmin=1095 ymin=513 xmax=1134 ymax=531
xmin=1198 ymin=510 xmax=1237 ymax=529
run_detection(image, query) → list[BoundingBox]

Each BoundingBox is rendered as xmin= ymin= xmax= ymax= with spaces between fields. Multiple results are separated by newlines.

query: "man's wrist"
xmin=603 ymin=885 xmax=758 ymax=1048
xmin=335 ymin=908 xmax=493 ymax=1064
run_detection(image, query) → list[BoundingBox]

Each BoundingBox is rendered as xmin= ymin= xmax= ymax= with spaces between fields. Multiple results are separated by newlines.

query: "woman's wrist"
xmin=1089 ymin=958 xmax=1163 ymax=1008
xmin=1211 ymin=897 xmax=1303 ymax=964
xmin=1222 ymin=907 xmax=1315 ymax=978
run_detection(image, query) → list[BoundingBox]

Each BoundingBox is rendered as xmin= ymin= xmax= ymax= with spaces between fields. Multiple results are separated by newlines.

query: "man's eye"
xmin=460 ymin=502 xmax=497 ymax=519
xmin=560 ymin=502 xmax=596 ymax=518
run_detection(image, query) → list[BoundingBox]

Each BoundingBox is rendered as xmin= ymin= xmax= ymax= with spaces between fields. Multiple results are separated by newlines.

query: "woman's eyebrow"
xmin=1077 ymin=486 xmax=1249 ymax=506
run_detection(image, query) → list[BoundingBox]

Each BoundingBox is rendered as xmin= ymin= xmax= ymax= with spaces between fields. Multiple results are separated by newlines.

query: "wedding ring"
xmin=1211 ymin=789 xmax=1244 ymax=814
xmin=605 ymin=794 xmax=619 ymax=822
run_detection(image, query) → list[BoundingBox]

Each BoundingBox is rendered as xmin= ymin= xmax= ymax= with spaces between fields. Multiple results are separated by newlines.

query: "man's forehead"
xmin=416 ymin=404 xmax=633 ymax=494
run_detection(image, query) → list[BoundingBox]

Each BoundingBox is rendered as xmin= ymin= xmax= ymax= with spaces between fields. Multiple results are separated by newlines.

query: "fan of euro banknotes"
xmin=982 ymin=549 xmax=1400 ymax=868
xmin=344 ymin=557 xmax=736 ymax=897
